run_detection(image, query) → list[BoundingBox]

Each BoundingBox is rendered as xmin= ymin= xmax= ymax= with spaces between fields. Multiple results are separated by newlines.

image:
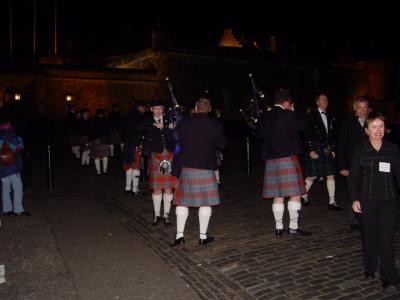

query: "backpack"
xmin=0 ymin=132 xmax=17 ymax=166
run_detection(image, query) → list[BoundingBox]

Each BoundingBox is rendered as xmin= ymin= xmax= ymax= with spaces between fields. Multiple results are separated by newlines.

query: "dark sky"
xmin=0 ymin=1 xmax=399 ymax=64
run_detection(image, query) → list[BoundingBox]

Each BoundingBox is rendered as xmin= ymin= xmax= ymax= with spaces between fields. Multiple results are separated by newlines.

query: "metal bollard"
xmin=246 ymin=136 xmax=252 ymax=175
xmin=46 ymin=144 xmax=55 ymax=191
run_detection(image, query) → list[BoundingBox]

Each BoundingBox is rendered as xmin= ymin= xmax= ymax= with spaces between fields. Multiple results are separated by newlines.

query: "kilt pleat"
xmin=301 ymin=143 xmax=336 ymax=177
xmin=174 ymin=168 xmax=220 ymax=207
xmin=263 ymin=156 xmax=306 ymax=199
xmin=148 ymin=151 xmax=176 ymax=190
xmin=123 ymin=150 xmax=142 ymax=170
xmin=90 ymin=139 xmax=110 ymax=158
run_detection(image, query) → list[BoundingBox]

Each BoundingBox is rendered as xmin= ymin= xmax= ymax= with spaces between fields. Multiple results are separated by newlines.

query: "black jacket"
xmin=257 ymin=106 xmax=307 ymax=160
xmin=337 ymin=115 xmax=368 ymax=171
xmin=176 ymin=113 xmax=226 ymax=170
xmin=140 ymin=115 xmax=176 ymax=154
xmin=348 ymin=140 xmax=400 ymax=204
xmin=303 ymin=109 xmax=336 ymax=153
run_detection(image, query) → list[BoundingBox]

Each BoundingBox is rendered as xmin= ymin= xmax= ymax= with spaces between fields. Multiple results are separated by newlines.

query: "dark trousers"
xmin=361 ymin=202 xmax=399 ymax=283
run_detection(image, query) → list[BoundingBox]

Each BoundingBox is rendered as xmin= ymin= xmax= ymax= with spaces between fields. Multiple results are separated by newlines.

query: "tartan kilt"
xmin=90 ymin=139 xmax=110 ymax=158
xmin=148 ymin=151 xmax=176 ymax=190
xmin=123 ymin=149 xmax=142 ymax=170
xmin=301 ymin=143 xmax=336 ymax=177
xmin=174 ymin=168 xmax=220 ymax=207
xmin=263 ymin=156 xmax=306 ymax=199
xmin=108 ymin=130 xmax=122 ymax=145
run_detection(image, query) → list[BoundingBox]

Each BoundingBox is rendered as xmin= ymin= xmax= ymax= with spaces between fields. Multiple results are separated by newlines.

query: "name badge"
xmin=379 ymin=162 xmax=391 ymax=173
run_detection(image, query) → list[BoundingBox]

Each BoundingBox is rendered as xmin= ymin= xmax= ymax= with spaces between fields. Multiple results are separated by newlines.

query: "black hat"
xmin=274 ymin=88 xmax=291 ymax=103
xmin=150 ymin=98 xmax=163 ymax=107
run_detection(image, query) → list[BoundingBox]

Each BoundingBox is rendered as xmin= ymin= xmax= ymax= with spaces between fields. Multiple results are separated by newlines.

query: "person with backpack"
xmin=0 ymin=113 xmax=30 ymax=217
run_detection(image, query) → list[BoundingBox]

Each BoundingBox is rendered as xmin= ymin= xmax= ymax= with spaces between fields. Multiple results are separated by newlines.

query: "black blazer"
xmin=177 ymin=113 xmax=226 ymax=170
xmin=257 ymin=106 xmax=307 ymax=160
xmin=140 ymin=115 xmax=176 ymax=154
xmin=337 ymin=115 xmax=367 ymax=171
xmin=348 ymin=140 xmax=400 ymax=204
xmin=303 ymin=109 xmax=336 ymax=153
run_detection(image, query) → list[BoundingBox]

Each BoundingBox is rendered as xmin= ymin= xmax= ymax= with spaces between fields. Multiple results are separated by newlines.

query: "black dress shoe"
xmin=328 ymin=203 xmax=343 ymax=211
xmin=382 ymin=281 xmax=399 ymax=293
xmin=199 ymin=236 xmax=214 ymax=245
xmin=303 ymin=201 xmax=311 ymax=207
xmin=288 ymin=228 xmax=312 ymax=236
xmin=15 ymin=211 xmax=31 ymax=217
xmin=171 ymin=237 xmax=185 ymax=247
xmin=151 ymin=216 xmax=161 ymax=226
xmin=163 ymin=216 xmax=172 ymax=226
xmin=3 ymin=211 xmax=15 ymax=216
xmin=275 ymin=229 xmax=285 ymax=237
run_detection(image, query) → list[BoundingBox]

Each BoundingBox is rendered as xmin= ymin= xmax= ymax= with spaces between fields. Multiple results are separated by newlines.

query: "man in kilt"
xmin=258 ymin=88 xmax=311 ymax=237
xmin=301 ymin=94 xmax=342 ymax=210
xmin=142 ymin=99 xmax=176 ymax=226
xmin=171 ymin=98 xmax=226 ymax=247
xmin=122 ymin=101 xmax=146 ymax=196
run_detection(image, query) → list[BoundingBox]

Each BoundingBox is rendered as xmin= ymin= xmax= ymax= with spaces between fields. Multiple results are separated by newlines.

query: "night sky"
xmin=0 ymin=1 xmax=399 ymax=65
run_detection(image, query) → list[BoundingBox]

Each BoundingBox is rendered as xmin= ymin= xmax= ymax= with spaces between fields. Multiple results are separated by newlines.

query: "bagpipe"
xmin=240 ymin=73 xmax=269 ymax=132
xmin=165 ymin=77 xmax=184 ymax=177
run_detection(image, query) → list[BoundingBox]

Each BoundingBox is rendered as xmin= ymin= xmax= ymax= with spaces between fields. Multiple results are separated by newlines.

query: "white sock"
xmin=73 ymin=146 xmax=80 ymax=158
xmin=288 ymin=201 xmax=301 ymax=230
xmin=272 ymin=203 xmax=285 ymax=229
xmin=120 ymin=143 xmax=124 ymax=151
xmin=109 ymin=145 xmax=114 ymax=157
xmin=199 ymin=206 xmax=212 ymax=240
xmin=81 ymin=151 xmax=87 ymax=165
xmin=125 ymin=169 xmax=133 ymax=191
xmin=163 ymin=193 xmax=173 ymax=216
xmin=152 ymin=194 xmax=162 ymax=217
xmin=175 ymin=206 xmax=189 ymax=239
xmin=132 ymin=169 xmax=140 ymax=192
xmin=94 ymin=159 xmax=101 ymax=174
xmin=215 ymin=169 xmax=220 ymax=183
xmin=85 ymin=151 xmax=90 ymax=165
xmin=327 ymin=178 xmax=335 ymax=204
xmin=102 ymin=157 xmax=108 ymax=173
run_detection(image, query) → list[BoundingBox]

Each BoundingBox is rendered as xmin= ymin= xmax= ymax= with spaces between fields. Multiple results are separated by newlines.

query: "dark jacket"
xmin=0 ymin=124 xmax=24 ymax=178
xmin=176 ymin=113 xmax=226 ymax=170
xmin=337 ymin=115 xmax=367 ymax=171
xmin=303 ymin=109 xmax=336 ymax=153
xmin=257 ymin=106 xmax=307 ymax=160
xmin=348 ymin=140 xmax=400 ymax=205
xmin=140 ymin=115 xmax=176 ymax=154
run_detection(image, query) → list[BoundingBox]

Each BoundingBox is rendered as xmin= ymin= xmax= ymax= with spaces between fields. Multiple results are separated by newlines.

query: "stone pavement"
xmin=2 ymin=135 xmax=400 ymax=299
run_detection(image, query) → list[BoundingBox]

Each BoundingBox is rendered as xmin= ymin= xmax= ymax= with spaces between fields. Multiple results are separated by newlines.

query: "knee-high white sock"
xmin=163 ymin=193 xmax=173 ymax=216
xmin=73 ymin=146 xmax=80 ymax=158
xmin=84 ymin=150 xmax=90 ymax=165
xmin=152 ymin=194 xmax=162 ymax=217
xmin=94 ymin=159 xmax=101 ymax=174
xmin=303 ymin=178 xmax=314 ymax=201
xmin=214 ymin=169 xmax=220 ymax=183
xmin=120 ymin=143 xmax=124 ymax=151
xmin=199 ymin=206 xmax=212 ymax=239
xmin=125 ymin=169 xmax=133 ymax=191
xmin=175 ymin=206 xmax=189 ymax=239
xmin=102 ymin=157 xmax=108 ymax=173
xmin=272 ymin=203 xmax=285 ymax=230
xmin=132 ymin=169 xmax=140 ymax=192
xmin=288 ymin=201 xmax=301 ymax=230
xmin=109 ymin=145 xmax=114 ymax=157
xmin=81 ymin=150 xmax=87 ymax=165
xmin=327 ymin=178 xmax=335 ymax=204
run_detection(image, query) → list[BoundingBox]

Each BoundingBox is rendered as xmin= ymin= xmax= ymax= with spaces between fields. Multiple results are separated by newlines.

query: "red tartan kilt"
xmin=123 ymin=150 xmax=142 ymax=170
xmin=148 ymin=152 xmax=176 ymax=190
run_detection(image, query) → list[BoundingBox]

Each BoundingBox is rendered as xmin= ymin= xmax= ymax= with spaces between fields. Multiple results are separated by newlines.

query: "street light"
xmin=65 ymin=93 xmax=73 ymax=102
xmin=14 ymin=93 xmax=21 ymax=101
